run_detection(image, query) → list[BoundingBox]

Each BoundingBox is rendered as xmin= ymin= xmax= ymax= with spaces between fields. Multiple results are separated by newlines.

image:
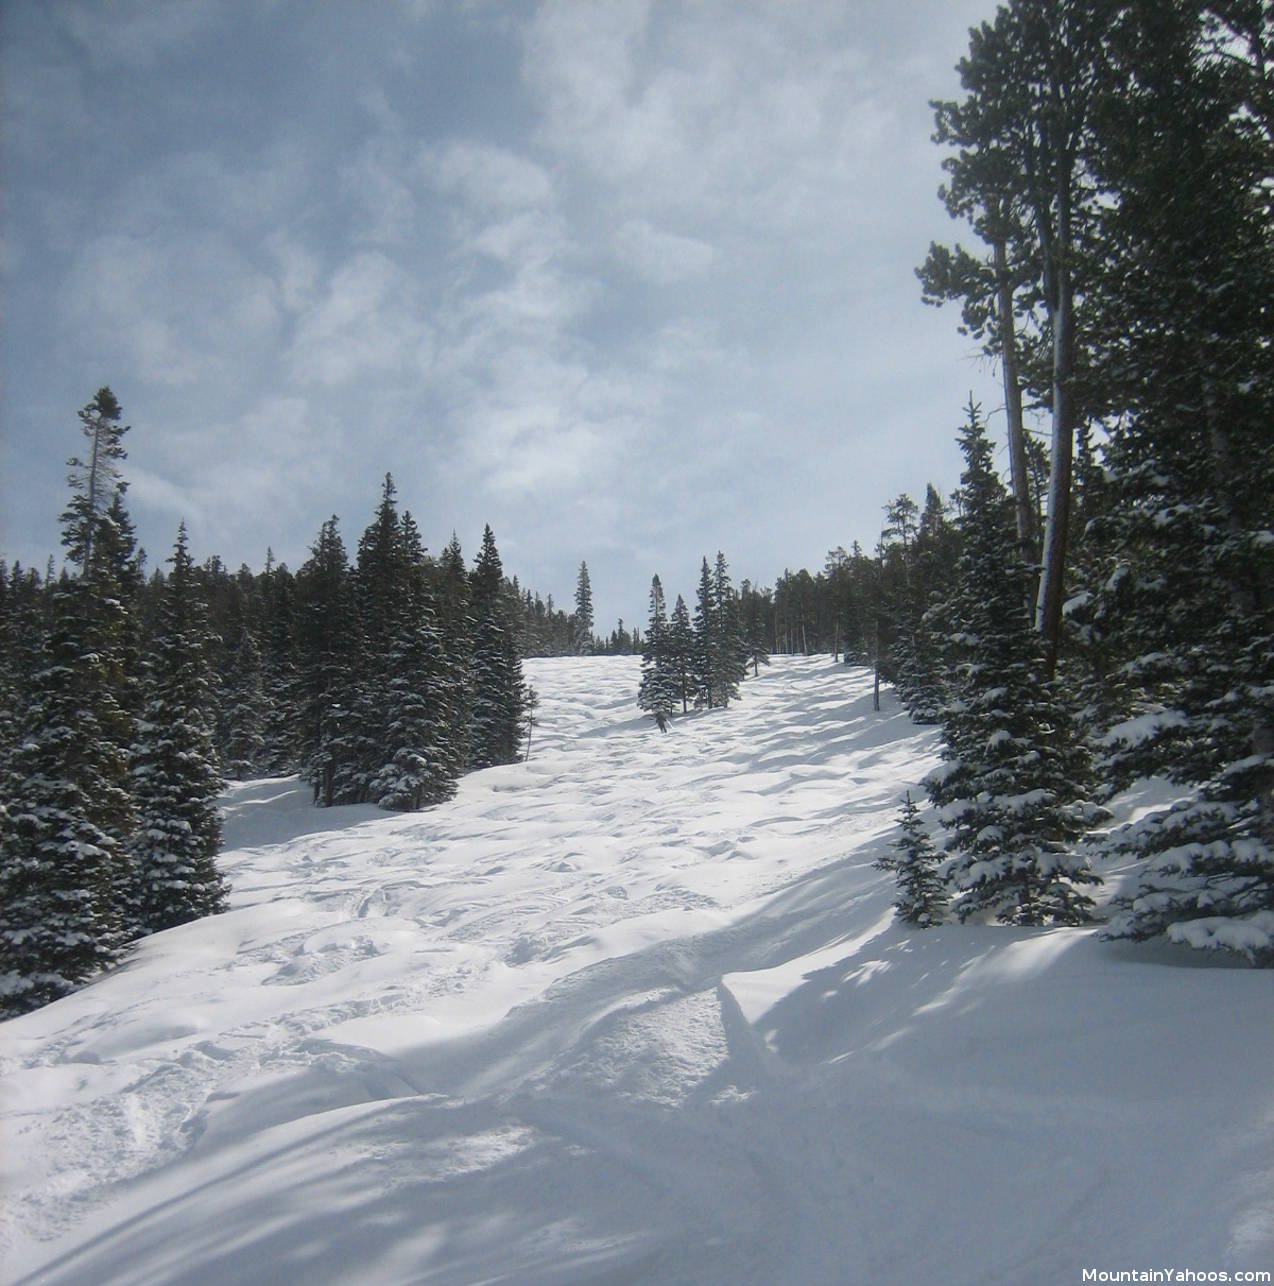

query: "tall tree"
xmin=221 ymin=625 xmax=268 ymax=780
xmin=61 ymin=387 xmax=130 ymax=576
xmin=638 ymin=574 xmax=675 ymax=721
xmin=469 ymin=526 xmax=526 ymax=768
xmin=710 ymin=552 xmax=746 ymax=708
xmin=259 ymin=561 xmax=301 ymax=775
xmin=295 ymin=517 xmax=362 ymax=807
xmin=926 ymin=402 xmax=1102 ymax=925
xmin=0 ymin=579 xmax=129 ymax=1013
xmin=740 ymin=579 xmax=772 ymax=677
xmin=573 ymin=561 xmax=594 ymax=655
xmin=1091 ymin=0 xmax=1274 ymax=962
xmin=929 ymin=0 xmax=1117 ymax=670
xmin=436 ymin=533 xmax=475 ymax=776
xmin=130 ymin=525 xmax=228 ymax=934
xmin=667 ymin=594 xmax=695 ymax=715
xmin=692 ymin=557 xmax=716 ymax=709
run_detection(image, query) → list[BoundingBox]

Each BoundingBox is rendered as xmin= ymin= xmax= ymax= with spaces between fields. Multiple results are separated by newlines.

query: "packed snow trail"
xmin=2 ymin=657 xmax=1271 ymax=1285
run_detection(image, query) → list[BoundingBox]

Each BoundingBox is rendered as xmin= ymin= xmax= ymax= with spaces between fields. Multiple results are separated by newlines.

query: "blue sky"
xmin=1 ymin=0 xmax=1007 ymax=632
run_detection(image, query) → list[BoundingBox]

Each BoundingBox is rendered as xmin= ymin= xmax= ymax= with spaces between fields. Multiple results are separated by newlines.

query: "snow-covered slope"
xmin=2 ymin=657 xmax=1271 ymax=1285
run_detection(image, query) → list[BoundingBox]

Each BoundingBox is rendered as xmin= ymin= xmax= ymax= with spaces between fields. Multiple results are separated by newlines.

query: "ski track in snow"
xmin=2 ymin=657 xmax=1272 ymax=1285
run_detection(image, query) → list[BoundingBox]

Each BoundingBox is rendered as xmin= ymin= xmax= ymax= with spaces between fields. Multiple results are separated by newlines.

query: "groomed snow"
xmin=2 ymin=657 xmax=1271 ymax=1284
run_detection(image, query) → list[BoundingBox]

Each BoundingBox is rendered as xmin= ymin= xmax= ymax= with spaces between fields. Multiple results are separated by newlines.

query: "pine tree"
xmin=469 ymin=526 xmax=526 ymax=768
xmin=0 ymin=564 xmax=17 ymax=793
xmin=221 ymin=625 xmax=267 ymax=779
xmin=1089 ymin=1 xmax=1274 ymax=961
xmin=638 ymin=574 xmax=675 ymax=721
xmin=667 ymin=595 xmax=695 ymax=715
xmin=573 ymin=561 xmax=594 ymax=654
xmin=692 ymin=557 xmax=716 ymax=709
xmin=61 ymin=387 xmax=130 ymax=575
xmin=259 ymin=561 xmax=301 ymax=775
xmin=893 ymin=484 xmax=960 ymax=724
xmin=926 ymin=0 xmax=1117 ymax=672
xmin=926 ymin=402 xmax=1103 ymax=926
xmin=740 ymin=580 xmax=771 ymax=677
xmin=130 ymin=526 xmax=228 ymax=934
xmin=876 ymin=793 xmax=948 ymax=927
xmin=366 ymin=509 xmax=459 ymax=810
xmin=369 ymin=595 xmax=455 ymax=810
xmin=60 ymin=411 xmax=141 ymax=935
xmin=295 ymin=517 xmax=363 ymax=806
xmin=436 ymin=533 xmax=475 ymax=777
xmin=710 ymin=552 xmax=746 ymax=708
xmin=0 ymin=579 xmax=128 ymax=1014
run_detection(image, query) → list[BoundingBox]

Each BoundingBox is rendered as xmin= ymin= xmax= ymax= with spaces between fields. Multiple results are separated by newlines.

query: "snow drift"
xmin=2 ymin=657 xmax=1271 ymax=1284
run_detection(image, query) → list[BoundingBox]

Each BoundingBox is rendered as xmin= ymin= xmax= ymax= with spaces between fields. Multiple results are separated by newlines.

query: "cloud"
xmin=62 ymin=230 xmax=282 ymax=388
xmin=286 ymin=252 xmax=434 ymax=388
xmin=426 ymin=141 xmax=555 ymax=212
xmin=53 ymin=0 xmax=218 ymax=71
xmin=521 ymin=1 xmax=892 ymax=244
xmin=612 ymin=218 xmax=716 ymax=285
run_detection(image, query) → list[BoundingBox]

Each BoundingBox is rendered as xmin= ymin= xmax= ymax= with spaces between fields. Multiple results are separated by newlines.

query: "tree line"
xmin=879 ymin=0 xmax=1272 ymax=963
xmin=0 ymin=391 xmax=579 ymax=1015
xmin=637 ymin=552 xmax=770 ymax=722
xmin=633 ymin=0 xmax=1271 ymax=964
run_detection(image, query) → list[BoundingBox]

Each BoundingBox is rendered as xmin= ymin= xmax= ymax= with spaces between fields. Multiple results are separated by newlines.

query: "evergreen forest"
xmin=2 ymin=0 xmax=1271 ymax=1021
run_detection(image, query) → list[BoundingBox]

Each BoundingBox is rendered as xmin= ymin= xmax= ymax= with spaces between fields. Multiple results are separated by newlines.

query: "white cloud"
xmin=54 ymin=0 xmax=218 ymax=71
xmin=286 ymin=252 xmax=434 ymax=388
xmin=425 ymin=141 xmax=555 ymax=212
xmin=342 ymin=134 xmax=425 ymax=247
xmin=522 ymin=1 xmax=890 ymax=243
xmin=63 ymin=230 xmax=282 ymax=388
xmin=612 ymin=218 xmax=716 ymax=284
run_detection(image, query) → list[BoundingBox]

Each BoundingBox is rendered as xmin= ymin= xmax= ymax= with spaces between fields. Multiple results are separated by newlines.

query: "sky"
xmin=1 ymin=0 xmax=1009 ymax=633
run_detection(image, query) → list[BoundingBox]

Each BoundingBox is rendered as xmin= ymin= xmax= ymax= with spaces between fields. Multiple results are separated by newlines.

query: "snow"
xmin=1101 ymin=707 xmax=1190 ymax=748
xmin=3 ymin=656 xmax=1273 ymax=1285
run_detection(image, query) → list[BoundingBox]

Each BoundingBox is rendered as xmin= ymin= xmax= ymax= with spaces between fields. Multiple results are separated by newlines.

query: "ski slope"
xmin=2 ymin=656 xmax=1271 ymax=1285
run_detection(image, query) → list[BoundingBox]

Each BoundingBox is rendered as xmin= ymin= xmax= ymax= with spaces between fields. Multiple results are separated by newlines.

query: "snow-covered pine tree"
xmin=893 ymin=485 xmax=959 ymax=725
xmin=436 ymin=533 xmax=475 ymax=777
xmin=1084 ymin=3 xmax=1274 ymax=964
xmin=667 ymin=594 xmax=695 ymax=715
xmin=740 ymin=579 xmax=771 ymax=677
xmin=0 ymin=565 xmax=17 ymax=795
xmin=926 ymin=401 xmax=1103 ymax=926
xmin=0 ymin=577 xmax=129 ymax=1014
xmin=130 ymin=525 xmax=228 ymax=935
xmin=692 ymin=557 xmax=716 ymax=709
xmin=367 ymin=510 xmax=459 ymax=810
xmin=57 ymin=397 xmax=147 ymax=929
xmin=295 ymin=517 xmax=363 ymax=807
xmin=638 ymin=574 xmax=675 ymax=722
xmin=369 ymin=595 xmax=455 ymax=810
xmin=221 ymin=625 xmax=267 ymax=780
xmin=259 ymin=561 xmax=300 ymax=775
xmin=876 ymin=793 xmax=948 ymax=926
xmin=469 ymin=526 xmax=526 ymax=768
xmin=348 ymin=475 xmax=408 ymax=802
xmin=573 ymin=561 xmax=594 ymax=655
xmin=710 ymin=552 xmax=747 ymax=708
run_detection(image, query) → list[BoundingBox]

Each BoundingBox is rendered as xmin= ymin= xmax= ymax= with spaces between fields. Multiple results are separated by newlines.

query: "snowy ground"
xmin=2 ymin=656 xmax=1271 ymax=1285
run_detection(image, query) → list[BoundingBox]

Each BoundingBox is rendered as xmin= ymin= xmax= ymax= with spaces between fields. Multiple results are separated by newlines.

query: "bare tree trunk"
xmin=994 ymin=232 xmax=1038 ymax=596
xmin=1034 ymin=182 xmax=1076 ymax=676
